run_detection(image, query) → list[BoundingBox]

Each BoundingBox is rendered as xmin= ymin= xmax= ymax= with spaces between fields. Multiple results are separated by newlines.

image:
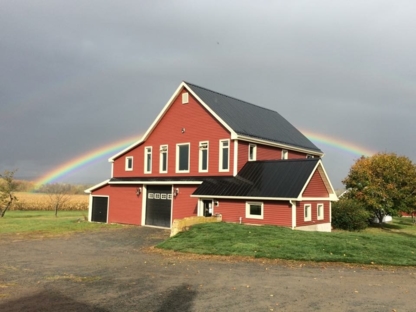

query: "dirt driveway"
xmin=1 ymin=227 xmax=415 ymax=312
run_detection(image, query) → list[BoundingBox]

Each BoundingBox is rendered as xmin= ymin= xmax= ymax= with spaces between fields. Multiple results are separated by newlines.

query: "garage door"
xmin=91 ymin=196 xmax=108 ymax=223
xmin=145 ymin=185 xmax=172 ymax=227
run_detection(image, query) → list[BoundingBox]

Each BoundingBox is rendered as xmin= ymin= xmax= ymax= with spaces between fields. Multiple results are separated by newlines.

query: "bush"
xmin=332 ymin=199 xmax=371 ymax=231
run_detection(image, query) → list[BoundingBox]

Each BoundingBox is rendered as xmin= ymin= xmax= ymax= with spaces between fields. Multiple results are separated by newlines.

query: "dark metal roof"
xmin=185 ymin=82 xmax=321 ymax=153
xmin=193 ymin=159 xmax=319 ymax=198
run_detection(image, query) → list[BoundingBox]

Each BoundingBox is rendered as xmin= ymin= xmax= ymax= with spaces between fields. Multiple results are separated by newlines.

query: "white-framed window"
xmin=160 ymin=145 xmax=168 ymax=173
xmin=246 ymin=202 xmax=264 ymax=219
xmin=182 ymin=92 xmax=189 ymax=104
xmin=282 ymin=150 xmax=288 ymax=160
xmin=248 ymin=144 xmax=257 ymax=161
xmin=304 ymin=204 xmax=312 ymax=222
xmin=199 ymin=141 xmax=209 ymax=172
xmin=176 ymin=143 xmax=190 ymax=173
xmin=144 ymin=147 xmax=152 ymax=174
xmin=317 ymin=203 xmax=324 ymax=220
xmin=125 ymin=156 xmax=133 ymax=171
xmin=219 ymin=139 xmax=230 ymax=172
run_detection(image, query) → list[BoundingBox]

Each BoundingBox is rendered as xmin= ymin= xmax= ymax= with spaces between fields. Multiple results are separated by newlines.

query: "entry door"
xmin=91 ymin=196 xmax=108 ymax=223
xmin=203 ymin=200 xmax=213 ymax=217
xmin=145 ymin=185 xmax=172 ymax=227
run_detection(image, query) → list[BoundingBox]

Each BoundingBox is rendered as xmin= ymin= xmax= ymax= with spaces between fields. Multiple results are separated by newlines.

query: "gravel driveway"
xmin=1 ymin=226 xmax=415 ymax=311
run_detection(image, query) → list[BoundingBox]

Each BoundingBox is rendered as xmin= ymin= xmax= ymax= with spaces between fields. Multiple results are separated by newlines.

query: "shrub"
xmin=332 ymin=198 xmax=371 ymax=231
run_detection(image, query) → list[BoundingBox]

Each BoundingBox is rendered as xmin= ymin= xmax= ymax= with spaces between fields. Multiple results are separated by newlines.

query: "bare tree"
xmin=45 ymin=183 xmax=72 ymax=217
xmin=0 ymin=170 xmax=18 ymax=218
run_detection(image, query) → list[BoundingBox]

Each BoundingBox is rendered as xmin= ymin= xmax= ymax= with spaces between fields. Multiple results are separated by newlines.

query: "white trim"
xmin=198 ymin=141 xmax=209 ymax=173
xmin=182 ymin=92 xmax=189 ymax=104
xmin=176 ymin=143 xmax=190 ymax=173
xmin=110 ymin=180 xmax=203 ymax=185
xmin=281 ymin=149 xmax=288 ymax=160
xmin=248 ymin=144 xmax=257 ymax=161
xmin=85 ymin=179 xmax=110 ymax=194
xmin=110 ymin=162 xmax=114 ymax=178
xmin=144 ymin=146 xmax=152 ymax=174
xmin=141 ymin=185 xmax=147 ymax=225
xmin=245 ymin=201 xmax=264 ymax=220
xmin=233 ymin=139 xmax=238 ymax=176
xmin=219 ymin=139 xmax=230 ymax=172
xmin=191 ymin=194 xmax=296 ymax=201
xmin=317 ymin=203 xmax=324 ymax=220
xmin=236 ymin=134 xmax=324 ymax=157
xmin=290 ymin=200 xmax=296 ymax=230
xmin=299 ymin=197 xmax=336 ymax=201
xmin=159 ymin=145 xmax=168 ymax=174
xmin=88 ymin=194 xmax=92 ymax=221
xmin=125 ymin=156 xmax=133 ymax=171
xmin=304 ymin=203 xmax=312 ymax=222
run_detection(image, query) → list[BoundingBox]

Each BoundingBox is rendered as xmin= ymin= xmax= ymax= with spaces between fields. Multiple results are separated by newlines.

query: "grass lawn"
xmin=157 ymin=218 xmax=416 ymax=266
xmin=0 ymin=211 xmax=125 ymax=238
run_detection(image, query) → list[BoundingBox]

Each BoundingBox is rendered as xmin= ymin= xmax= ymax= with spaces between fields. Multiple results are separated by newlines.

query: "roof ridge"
xmin=184 ymin=81 xmax=278 ymax=114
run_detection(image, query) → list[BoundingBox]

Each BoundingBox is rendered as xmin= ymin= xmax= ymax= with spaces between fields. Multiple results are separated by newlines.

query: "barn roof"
xmin=186 ymin=82 xmax=321 ymax=153
xmin=192 ymin=158 xmax=321 ymax=198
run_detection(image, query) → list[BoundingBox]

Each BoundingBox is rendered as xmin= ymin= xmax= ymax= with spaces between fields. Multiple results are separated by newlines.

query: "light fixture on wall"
xmin=181 ymin=128 xmax=185 ymax=133
xmin=173 ymin=188 xmax=179 ymax=197
xmin=214 ymin=200 xmax=219 ymax=207
xmin=136 ymin=187 xmax=142 ymax=195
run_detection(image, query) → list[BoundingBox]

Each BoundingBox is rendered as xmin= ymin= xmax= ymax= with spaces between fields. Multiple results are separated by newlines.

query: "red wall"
xmin=112 ymin=88 xmax=234 ymax=178
xmin=214 ymin=199 xmax=292 ymax=227
xmin=302 ymin=170 xmax=329 ymax=197
xmin=296 ymin=201 xmax=330 ymax=227
xmin=172 ymin=185 xmax=198 ymax=221
xmin=93 ymin=184 xmax=142 ymax=225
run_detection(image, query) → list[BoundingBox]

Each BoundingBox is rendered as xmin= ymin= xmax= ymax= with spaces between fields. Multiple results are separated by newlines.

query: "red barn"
xmin=86 ymin=82 xmax=338 ymax=232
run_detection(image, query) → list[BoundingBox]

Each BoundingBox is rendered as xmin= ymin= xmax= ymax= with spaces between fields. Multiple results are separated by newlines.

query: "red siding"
xmin=214 ymin=199 xmax=292 ymax=227
xmin=93 ymin=184 xmax=142 ymax=225
xmin=172 ymin=185 xmax=199 ymax=221
xmin=296 ymin=201 xmax=330 ymax=227
xmin=112 ymin=88 xmax=234 ymax=178
xmin=302 ymin=169 xmax=329 ymax=197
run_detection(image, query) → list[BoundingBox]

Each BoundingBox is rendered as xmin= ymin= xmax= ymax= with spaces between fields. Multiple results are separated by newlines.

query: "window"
xmin=144 ymin=147 xmax=152 ymax=174
xmin=219 ymin=139 xmax=230 ymax=171
xmin=246 ymin=202 xmax=264 ymax=219
xmin=248 ymin=144 xmax=257 ymax=161
xmin=160 ymin=145 xmax=168 ymax=173
xmin=304 ymin=204 xmax=312 ymax=221
xmin=182 ymin=92 xmax=189 ymax=104
xmin=199 ymin=141 xmax=209 ymax=172
xmin=306 ymin=154 xmax=315 ymax=159
xmin=176 ymin=143 xmax=190 ymax=172
xmin=282 ymin=150 xmax=288 ymax=160
xmin=125 ymin=156 xmax=133 ymax=171
xmin=317 ymin=203 xmax=324 ymax=220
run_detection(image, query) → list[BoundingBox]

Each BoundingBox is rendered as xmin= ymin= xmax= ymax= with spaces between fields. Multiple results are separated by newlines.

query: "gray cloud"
xmin=1 ymin=0 xmax=416 ymax=188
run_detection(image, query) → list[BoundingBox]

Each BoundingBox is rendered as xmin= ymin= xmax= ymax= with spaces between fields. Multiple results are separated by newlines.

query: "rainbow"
xmin=32 ymin=134 xmax=142 ymax=190
xmin=302 ymin=129 xmax=377 ymax=157
xmin=32 ymin=129 xmax=377 ymax=190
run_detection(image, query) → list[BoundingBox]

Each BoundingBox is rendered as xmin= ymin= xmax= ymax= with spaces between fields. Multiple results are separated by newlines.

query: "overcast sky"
xmin=1 ymin=1 xmax=415 ymax=189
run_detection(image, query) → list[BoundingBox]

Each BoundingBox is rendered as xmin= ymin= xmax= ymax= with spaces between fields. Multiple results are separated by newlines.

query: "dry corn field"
xmin=11 ymin=192 xmax=89 ymax=211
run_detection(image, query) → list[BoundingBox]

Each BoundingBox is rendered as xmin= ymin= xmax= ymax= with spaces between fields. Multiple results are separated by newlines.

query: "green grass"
xmin=157 ymin=218 xmax=416 ymax=266
xmin=0 ymin=211 xmax=125 ymax=237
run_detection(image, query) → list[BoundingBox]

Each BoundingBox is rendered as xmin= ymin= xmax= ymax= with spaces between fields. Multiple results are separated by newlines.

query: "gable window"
xmin=246 ymin=202 xmax=264 ymax=219
xmin=199 ymin=141 xmax=209 ymax=172
xmin=219 ymin=139 xmax=230 ymax=172
xmin=248 ymin=144 xmax=257 ymax=161
xmin=317 ymin=203 xmax=324 ymax=220
xmin=176 ymin=143 xmax=190 ymax=173
xmin=306 ymin=154 xmax=315 ymax=159
xmin=125 ymin=156 xmax=133 ymax=171
xmin=282 ymin=150 xmax=288 ymax=160
xmin=144 ymin=147 xmax=152 ymax=174
xmin=182 ymin=92 xmax=189 ymax=104
xmin=160 ymin=145 xmax=168 ymax=173
xmin=304 ymin=204 xmax=312 ymax=222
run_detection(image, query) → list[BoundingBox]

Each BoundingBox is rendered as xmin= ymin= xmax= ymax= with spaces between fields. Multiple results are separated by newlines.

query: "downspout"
xmin=290 ymin=200 xmax=296 ymax=230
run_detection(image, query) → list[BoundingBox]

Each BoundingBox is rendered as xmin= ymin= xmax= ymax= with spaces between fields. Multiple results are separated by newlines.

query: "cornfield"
xmin=11 ymin=192 xmax=89 ymax=211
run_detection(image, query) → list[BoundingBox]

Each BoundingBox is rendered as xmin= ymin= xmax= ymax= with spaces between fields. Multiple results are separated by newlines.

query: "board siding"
xmin=296 ymin=201 xmax=330 ymax=227
xmin=302 ymin=170 xmax=329 ymax=197
xmin=214 ymin=199 xmax=292 ymax=227
xmin=112 ymin=88 xmax=233 ymax=178
xmin=172 ymin=185 xmax=199 ymax=221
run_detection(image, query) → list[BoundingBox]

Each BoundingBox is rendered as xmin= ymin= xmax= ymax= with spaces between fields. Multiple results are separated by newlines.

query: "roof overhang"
xmin=109 ymin=180 xmax=203 ymax=185
xmin=84 ymin=179 xmax=110 ymax=194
